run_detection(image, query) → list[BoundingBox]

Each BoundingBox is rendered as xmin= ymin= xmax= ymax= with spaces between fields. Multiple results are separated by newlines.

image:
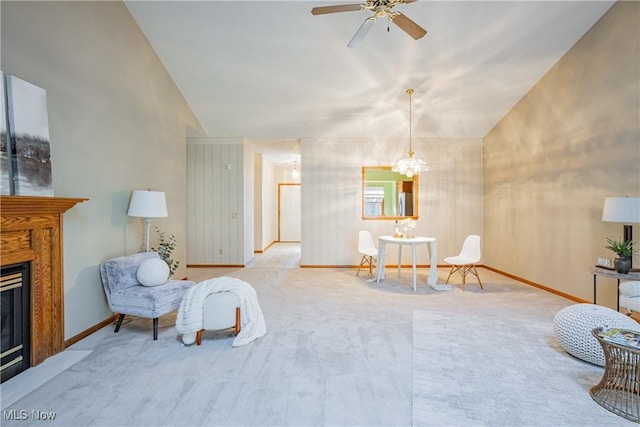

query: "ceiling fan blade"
xmin=348 ymin=17 xmax=376 ymax=48
xmin=311 ymin=4 xmax=363 ymax=15
xmin=390 ymin=12 xmax=427 ymax=40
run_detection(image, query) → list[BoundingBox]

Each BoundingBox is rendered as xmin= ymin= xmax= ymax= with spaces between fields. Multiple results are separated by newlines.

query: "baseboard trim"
xmin=482 ymin=265 xmax=589 ymax=304
xmin=187 ymin=264 xmax=244 ymax=268
xmin=301 ymin=264 xmax=452 ymax=269
xmin=301 ymin=265 xmax=352 ymax=268
xmin=64 ymin=314 xmax=118 ymax=348
xmin=254 ymin=240 xmax=278 ymax=254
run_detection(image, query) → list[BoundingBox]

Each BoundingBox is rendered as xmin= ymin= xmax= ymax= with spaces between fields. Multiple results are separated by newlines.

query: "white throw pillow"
xmin=136 ymin=258 xmax=169 ymax=287
xmin=620 ymin=281 xmax=640 ymax=298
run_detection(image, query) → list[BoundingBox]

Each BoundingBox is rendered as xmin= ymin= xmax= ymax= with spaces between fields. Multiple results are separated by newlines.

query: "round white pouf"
xmin=553 ymin=303 xmax=639 ymax=366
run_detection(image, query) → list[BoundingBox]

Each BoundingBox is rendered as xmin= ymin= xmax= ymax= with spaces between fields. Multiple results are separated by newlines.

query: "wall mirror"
xmin=362 ymin=167 xmax=418 ymax=220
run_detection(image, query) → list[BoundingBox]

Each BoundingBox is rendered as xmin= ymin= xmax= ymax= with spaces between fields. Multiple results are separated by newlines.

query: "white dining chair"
xmin=357 ymin=230 xmax=378 ymax=277
xmin=444 ymin=235 xmax=483 ymax=291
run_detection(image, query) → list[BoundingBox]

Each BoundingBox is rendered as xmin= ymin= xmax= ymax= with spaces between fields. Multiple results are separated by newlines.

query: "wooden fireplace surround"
xmin=0 ymin=195 xmax=87 ymax=366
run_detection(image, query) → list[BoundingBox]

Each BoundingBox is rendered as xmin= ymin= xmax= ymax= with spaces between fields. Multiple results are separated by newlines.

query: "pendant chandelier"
xmin=392 ymin=88 xmax=430 ymax=177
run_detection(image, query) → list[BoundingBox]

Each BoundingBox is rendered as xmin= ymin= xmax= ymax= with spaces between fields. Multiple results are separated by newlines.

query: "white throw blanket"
xmin=175 ymin=276 xmax=266 ymax=347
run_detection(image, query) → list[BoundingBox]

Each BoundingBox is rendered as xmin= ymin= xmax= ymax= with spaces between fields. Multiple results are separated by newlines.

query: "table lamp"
xmin=127 ymin=190 xmax=168 ymax=252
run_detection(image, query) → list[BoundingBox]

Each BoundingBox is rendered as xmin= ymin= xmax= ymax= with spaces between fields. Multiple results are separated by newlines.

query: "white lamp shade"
xmin=127 ymin=190 xmax=168 ymax=218
xmin=602 ymin=197 xmax=640 ymax=223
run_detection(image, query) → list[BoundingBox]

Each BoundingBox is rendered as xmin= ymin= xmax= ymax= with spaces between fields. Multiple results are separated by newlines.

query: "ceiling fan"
xmin=311 ymin=0 xmax=427 ymax=48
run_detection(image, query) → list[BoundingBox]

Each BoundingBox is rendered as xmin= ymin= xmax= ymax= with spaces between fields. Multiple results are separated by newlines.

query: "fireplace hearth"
xmin=1 ymin=262 xmax=30 ymax=383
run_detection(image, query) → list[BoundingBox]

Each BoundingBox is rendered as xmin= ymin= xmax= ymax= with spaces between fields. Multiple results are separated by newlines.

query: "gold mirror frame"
xmin=362 ymin=166 xmax=418 ymax=220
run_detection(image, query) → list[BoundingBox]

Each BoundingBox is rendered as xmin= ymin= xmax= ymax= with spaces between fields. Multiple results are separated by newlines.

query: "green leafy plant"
xmin=152 ymin=227 xmax=179 ymax=276
xmin=605 ymin=237 xmax=637 ymax=258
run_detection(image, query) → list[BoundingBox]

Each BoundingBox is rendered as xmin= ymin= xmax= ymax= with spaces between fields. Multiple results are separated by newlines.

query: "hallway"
xmin=245 ymin=242 xmax=300 ymax=268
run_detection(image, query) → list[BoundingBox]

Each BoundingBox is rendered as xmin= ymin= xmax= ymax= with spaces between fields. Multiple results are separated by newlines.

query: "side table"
xmin=592 ymin=267 xmax=640 ymax=311
xmin=590 ymin=327 xmax=640 ymax=422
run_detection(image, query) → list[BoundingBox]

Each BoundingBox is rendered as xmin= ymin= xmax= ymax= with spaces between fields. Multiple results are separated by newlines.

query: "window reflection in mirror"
xmin=362 ymin=167 xmax=418 ymax=220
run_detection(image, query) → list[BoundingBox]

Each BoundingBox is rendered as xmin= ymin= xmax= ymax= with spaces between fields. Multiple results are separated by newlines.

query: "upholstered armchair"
xmin=99 ymin=251 xmax=196 ymax=340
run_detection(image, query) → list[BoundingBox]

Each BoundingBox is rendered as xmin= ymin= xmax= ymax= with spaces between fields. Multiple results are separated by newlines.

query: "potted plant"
xmin=605 ymin=237 xmax=636 ymax=274
xmin=152 ymin=227 xmax=180 ymax=277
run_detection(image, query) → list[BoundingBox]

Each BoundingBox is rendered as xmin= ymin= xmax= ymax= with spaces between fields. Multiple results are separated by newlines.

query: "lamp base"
xmin=624 ymin=224 xmax=633 ymax=244
xmin=145 ymin=217 xmax=152 ymax=252
xmin=623 ymin=224 xmax=634 ymax=270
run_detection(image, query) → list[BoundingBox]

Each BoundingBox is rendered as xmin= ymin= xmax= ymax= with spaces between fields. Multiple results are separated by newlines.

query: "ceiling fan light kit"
xmin=311 ymin=0 xmax=427 ymax=48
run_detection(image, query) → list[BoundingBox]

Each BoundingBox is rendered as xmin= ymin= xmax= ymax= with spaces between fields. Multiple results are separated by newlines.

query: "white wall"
xmin=273 ymin=163 xmax=301 ymax=242
xmin=1 ymin=1 xmax=203 ymax=339
xmin=262 ymin=157 xmax=278 ymax=250
xmin=253 ymin=153 xmax=263 ymax=251
xmin=242 ymin=141 xmax=255 ymax=264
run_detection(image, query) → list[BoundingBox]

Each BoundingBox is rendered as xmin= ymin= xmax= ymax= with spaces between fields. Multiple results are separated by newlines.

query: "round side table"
xmin=590 ymin=327 xmax=640 ymax=422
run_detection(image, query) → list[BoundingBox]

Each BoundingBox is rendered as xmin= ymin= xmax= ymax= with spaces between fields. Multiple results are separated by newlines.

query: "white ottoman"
xmin=181 ymin=291 xmax=241 ymax=346
xmin=553 ymin=303 xmax=638 ymax=366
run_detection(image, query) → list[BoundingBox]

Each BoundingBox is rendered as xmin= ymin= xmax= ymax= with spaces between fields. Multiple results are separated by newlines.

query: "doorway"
xmin=278 ymin=183 xmax=301 ymax=242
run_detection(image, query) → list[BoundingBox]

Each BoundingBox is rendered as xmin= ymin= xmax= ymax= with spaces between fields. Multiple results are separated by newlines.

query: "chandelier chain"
xmin=407 ymin=88 xmax=414 ymax=153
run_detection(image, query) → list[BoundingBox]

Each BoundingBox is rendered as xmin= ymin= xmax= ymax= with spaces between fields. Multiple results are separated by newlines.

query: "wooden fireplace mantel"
xmin=1 ymin=195 xmax=88 ymax=366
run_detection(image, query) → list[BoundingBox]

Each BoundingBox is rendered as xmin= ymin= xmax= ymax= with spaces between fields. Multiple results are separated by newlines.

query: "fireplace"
xmin=1 ymin=262 xmax=30 ymax=383
xmin=0 ymin=195 xmax=87 ymax=375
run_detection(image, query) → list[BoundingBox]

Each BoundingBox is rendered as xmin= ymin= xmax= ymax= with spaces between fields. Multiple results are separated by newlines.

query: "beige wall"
xmin=301 ymin=137 xmax=483 ymax=266
xmin=186 ymin=140 xmax=302 ymax=265
xmin=186 ymin=138 xmax=245 ymax=264
xmin=483 ymin=1 xmax=640 ymax=308
xmin=186 ymin=136 xmax=483 ymax=267
xmin=1 ymin=1 xmax=203 ymax=339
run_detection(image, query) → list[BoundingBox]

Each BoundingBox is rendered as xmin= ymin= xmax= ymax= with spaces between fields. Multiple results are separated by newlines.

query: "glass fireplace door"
xmin=1 ymin=263 xmax=30 ymax=383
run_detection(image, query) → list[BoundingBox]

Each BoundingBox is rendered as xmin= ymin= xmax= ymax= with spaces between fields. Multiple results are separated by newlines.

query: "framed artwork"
xmin=1 ymin=73 xmax=53 ymax=196
xmin=0 ymin=71 xmax=9 ymax=195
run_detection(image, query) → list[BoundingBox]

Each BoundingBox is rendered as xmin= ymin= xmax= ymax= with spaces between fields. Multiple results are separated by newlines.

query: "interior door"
xmin=279 ymin=184 xmax=301 ymax=241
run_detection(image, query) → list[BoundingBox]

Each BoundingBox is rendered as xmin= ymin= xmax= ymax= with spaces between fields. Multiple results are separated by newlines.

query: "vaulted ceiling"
xmin=125 ymin=1 xmax=614 ymax=146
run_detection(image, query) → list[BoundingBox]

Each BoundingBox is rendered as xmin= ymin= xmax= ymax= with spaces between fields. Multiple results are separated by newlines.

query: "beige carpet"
xmin=412 ymin=309 xmax=633 ymax=426
xmin=1 ymin=267 xmax=631 ymax=426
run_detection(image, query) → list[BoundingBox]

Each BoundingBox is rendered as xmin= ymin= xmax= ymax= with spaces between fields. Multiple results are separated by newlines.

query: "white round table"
xmin=372 ymin=235 xmax=449 ymax=292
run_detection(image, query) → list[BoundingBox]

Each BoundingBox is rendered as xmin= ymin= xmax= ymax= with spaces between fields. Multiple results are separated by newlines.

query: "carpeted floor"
xmin=1 ymin=267 xmax=634 ymax=426
xmin=412 ymin=309 xmax=633 ymax=426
